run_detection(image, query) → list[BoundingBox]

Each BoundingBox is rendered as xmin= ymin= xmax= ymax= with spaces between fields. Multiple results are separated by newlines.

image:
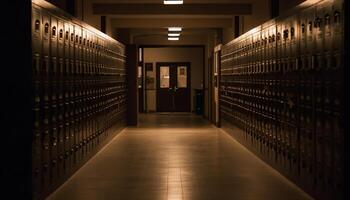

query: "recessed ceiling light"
xmin=164 ymin=0 xmax=183 ymax=5
xmin=168 ymin=33 xmax=180 ymax=37
xmin=168 ymin=37 xmax=179 ymax=41
xmin=168 ymin=27 xmax=182 ymax=32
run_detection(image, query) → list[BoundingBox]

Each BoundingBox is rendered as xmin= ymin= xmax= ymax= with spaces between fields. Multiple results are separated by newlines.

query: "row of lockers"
xmin=222 ymin=0 xmax=343 ymax=69
xmin=31 ymin=1 xmax=127 ymax=200
xmin=220 ymin=0 xmax=343 ymax=199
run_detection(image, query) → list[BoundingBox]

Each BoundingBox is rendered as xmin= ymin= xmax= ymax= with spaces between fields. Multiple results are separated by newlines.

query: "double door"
xmin=156 ymin=62 xmax=191 ymax=112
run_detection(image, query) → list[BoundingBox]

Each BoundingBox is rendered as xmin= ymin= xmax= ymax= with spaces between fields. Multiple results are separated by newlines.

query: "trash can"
xmin=195 ymin=89 xmax=204 ymax=115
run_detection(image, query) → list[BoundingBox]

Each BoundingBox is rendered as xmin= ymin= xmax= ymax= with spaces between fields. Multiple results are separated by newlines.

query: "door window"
xmin=177 ymin=66 xmax=187 ymax=88
xmin=160 ymin=66 xmax=170 ymax=88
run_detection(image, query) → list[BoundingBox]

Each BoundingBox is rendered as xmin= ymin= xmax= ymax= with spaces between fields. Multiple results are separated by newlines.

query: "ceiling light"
xmin=164 ymin=0 xmax=183 ymax=5
xmin=168 ymin=27 xmax=182 ymax=32
xmin=168 ymin=37 xmax=179 ymax=41
xmin=168 ymin=33 xmax=180 ymax=37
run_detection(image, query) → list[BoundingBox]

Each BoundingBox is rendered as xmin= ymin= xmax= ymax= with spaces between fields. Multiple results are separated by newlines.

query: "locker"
xmin=58 ymin=20 xmax=64 ymax=59
xmin=304 ymin=6 xmax=316 ymax=54
xmin=322 ymin=1 xmax=333 ymax=53
xmin=32 ymin=5 xmax=42 ymax=55
xmin=50 ymin=16 xmax=58 ymax=58
xmin=332 ymin=1 xmax=343 ymax=53
xmin=41 ymin=129 xmax=51 ymax=189
xmin=42 ymin=11 xmax=50 ymax=56
xmin=299 ymin=13 xmax=308 ymax=55
xmin=50 ymin=126 xmax=59 ymax=184
xmin=64 ymin=23 xmax=70 ymax=59
xmin=314 ymin=3 xmax=325 ymax=54
xmin=57 ymin=122 xmax=65 ymax=177
xmin=69 ymin=24 xmax=75 ymax=60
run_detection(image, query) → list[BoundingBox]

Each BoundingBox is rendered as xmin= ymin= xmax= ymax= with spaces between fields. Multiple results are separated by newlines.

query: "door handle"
xmin=174 ymin=86 xmax=178 ymax=92
xmin=168 ymin=87 xmax=173 ymax=91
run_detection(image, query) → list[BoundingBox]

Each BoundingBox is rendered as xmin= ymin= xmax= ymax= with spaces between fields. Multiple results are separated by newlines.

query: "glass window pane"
xmin=160 ymin=66 xmax=170 ymax=88
xmin=138 ymin=66 xmax=142 ymax=78
xmin=177 ymin=66 xmax=187 ymax=88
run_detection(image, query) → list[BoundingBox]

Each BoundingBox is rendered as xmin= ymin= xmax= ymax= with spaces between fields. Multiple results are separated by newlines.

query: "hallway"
xmin=47 ymin=114 xmax=312 ymax=200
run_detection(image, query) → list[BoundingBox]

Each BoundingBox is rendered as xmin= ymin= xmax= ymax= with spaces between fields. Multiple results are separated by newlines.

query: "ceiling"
xmin=84 ymin=0 xmax=258 ymax=44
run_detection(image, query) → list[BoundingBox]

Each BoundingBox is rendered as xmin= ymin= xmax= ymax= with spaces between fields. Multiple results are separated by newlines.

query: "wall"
xmin=143 ymin=47 xmax=204 ymax=113
xmin=222 ymin=0 xmax=270 ymax=44
xmin=279 ymin=0 xmax=306 ymax=13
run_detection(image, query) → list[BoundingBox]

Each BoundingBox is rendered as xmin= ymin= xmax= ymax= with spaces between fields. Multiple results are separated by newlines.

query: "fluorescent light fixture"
xmin=168 ymin=27 xmax=182 ymax=32
xmin=164 ymin=0 xmax=183 ymax=5
xmin=168 ymin=37 xmax=179 ymax=41
xmin=168 ymin=33 xmax=180 ymax=37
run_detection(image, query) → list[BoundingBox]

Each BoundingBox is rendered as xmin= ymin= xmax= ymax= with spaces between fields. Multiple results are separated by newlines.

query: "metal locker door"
xmin=314 ymin=1 xmax=326 ymax=54
xmin=305 ymin=6 xmax=316 ymax=55
xmin=69 ymin=24 xmax=75 ymax=61
xmin=323 ymin=114 xmax=333 ymax=188
xmin=42 ymin=11 xmax=50 ymax=57
xmin=92 ymin=36 xmax=97 ymax=75
xmin=268 ymin=25 xmax=275 ymax=72
xmin=57 ymin=108 xmax=65 ymax=178
xmin=331 ymin=1 xmax=344 ymax=188
xmin=50 ymin=17 xmax=58 ymax=58
xmin=281 ymin=19 xmax=288 ymax=61
xmin=50 ymin=126 xmax=59 ymax=186
xmin=63 ymin=112 xmax=71 ymax=173
xmin=332 ymin=112 xmax=343 ymax=192
xmin=50 ymin=17 xmax=59 ymax=131
xmin=32 ymin=5 xmax=43 ymax=196
xmin=262 ymin=29 xmax=268 ymax=71
xmin=41 ymin=10 xmax=52 ymax=190
xmin=73 ymin=86 xmax=82 ymax=163
xmin=299 ymin=10 xmax=308 ymax=56
xmin=89 ymin=33 xmax=93 ymax=76
xmin=276 ymin=23 xmax=283 ymax=61
xmin=323 ymin=2 xmax=333 ymax=53
xmin=32 ymin=5 xmax=42 ymax=55
xmin=290 ymin=16 xmax=298 ymax=63
xmin=315 ymin=112 xmax=326 ymax=188
xmin=58 ymin=20 xmax=64 ymax=60
xmin=332 ymin=0 xmax=344 ymax=53
xmin=74 ymin=26 xmax=81 ymax=62
xmin=82 ymin=28 xmax=87 ymax=64
xmin=64 ymin=23 xmax=70 ymax=59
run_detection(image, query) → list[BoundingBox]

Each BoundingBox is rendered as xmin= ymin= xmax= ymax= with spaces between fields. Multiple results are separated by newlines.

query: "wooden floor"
xmin=47 ymin=113 xmax=312 ymax=200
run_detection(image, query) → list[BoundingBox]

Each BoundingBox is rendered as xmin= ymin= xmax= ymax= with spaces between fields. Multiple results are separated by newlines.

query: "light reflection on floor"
xmin=47 ymin=113 xmax=312 ymax=200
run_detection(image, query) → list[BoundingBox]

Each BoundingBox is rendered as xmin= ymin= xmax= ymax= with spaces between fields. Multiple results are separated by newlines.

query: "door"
xmin=213 ymin=45 xmax=221 ymax=126
xmin=156 ymin=62 xmax=191 ymax=112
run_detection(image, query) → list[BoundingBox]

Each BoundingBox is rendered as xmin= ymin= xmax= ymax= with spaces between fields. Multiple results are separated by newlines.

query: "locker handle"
xmin=59 ymin=29 xmax=63 ymax=39
xmin=52 ymin=26 xmax=56 ymax=37
xmin=325 ymin=14 xmax=331 ymax=26
xmin=290 ymin=27 xmax=295 ymax=38
xmin=44 ymin=23 xmax=49 ymax=34
xmin=314 ymin=17 xmax=322 ymax=28
xmin=334 ymin=11 xmax=340 ymax=23
xmin=308 ymin=21 xmax=313 ymax=32
xmin=35 ymin=20 xmax=40 ymax=31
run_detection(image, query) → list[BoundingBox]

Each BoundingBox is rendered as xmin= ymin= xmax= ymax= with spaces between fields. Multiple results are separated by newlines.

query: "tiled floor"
xmin=47 ymin=113 xmax=312 ymax=200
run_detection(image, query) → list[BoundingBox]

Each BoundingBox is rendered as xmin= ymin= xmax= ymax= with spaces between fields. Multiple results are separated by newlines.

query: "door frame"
xmin=140 ymin=45 xmax=205 ymax=116
xmin=156 ymin=62 xmax=191 ymax=112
